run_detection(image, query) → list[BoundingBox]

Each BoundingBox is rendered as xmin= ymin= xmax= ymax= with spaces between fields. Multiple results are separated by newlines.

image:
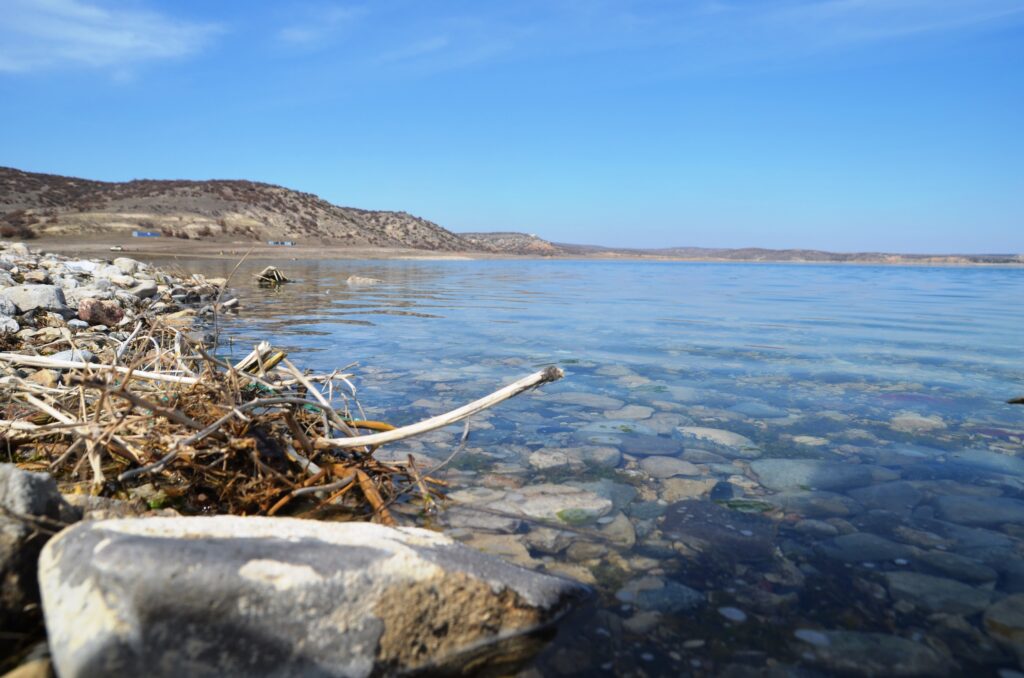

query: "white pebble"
xmin=718 ymin=606 xmax=747 ymax=623
xmin=794 ymin=629 xmax=831 ymax=647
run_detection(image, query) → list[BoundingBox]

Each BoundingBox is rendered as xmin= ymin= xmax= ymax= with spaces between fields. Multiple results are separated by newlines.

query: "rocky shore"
xmin=0 ymin=241 xmax=587 ymax=677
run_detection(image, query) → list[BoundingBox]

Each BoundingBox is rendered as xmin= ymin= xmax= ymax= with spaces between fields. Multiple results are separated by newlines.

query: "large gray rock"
xmin=933 ymin=495 xmax=1024 ymax=526
xmin=0 ymin=465 xmax=69 ymax=648
xmin=39 ymin=516 xmax=587 ymax=677
xmin=750 ymin=459 xmax=874 ymax=492
xmin=0 ymin=285 xmax=67 ymax=314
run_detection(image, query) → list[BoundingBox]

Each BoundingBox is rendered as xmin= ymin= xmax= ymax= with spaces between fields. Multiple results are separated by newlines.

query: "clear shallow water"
xmin=179 ymin=258 xmax=1024 ymax=675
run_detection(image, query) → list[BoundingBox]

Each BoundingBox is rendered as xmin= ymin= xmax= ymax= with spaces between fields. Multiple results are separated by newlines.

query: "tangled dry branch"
xmin=0 ymin=317 xmax=563 ymax=524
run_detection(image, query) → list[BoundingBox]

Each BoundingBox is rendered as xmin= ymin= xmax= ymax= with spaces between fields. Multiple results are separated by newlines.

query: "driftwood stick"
xmin=315 ymin=366 xmax=564 ymax=450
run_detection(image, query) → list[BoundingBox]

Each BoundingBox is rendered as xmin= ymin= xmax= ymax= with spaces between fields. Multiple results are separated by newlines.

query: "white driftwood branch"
xmin=315 ymin=366 xmax=564 ymax=450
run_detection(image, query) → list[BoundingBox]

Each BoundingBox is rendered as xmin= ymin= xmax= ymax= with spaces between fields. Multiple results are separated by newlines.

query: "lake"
xmin=176 ymin=257 xmax=1024 ymax=676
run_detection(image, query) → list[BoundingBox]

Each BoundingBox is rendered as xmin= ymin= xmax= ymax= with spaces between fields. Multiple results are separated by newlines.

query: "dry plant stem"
xmin=316 ymin=366 xmax=564 ymax=450
xmin=211 ymin=247 xmax=253 ymax=349
xmin=356 ymin=469 xmax=395 ymax=525
xmin=71 ymin=377 xmax=203 ymax=431
xmin=284 ymin=412 xmax=315 ymax=458
xmin=382 ymin=422 xmax=469 ymax=511
xmin=19 ymin=394 xmax=139 ymax=465
xmin=192 ymin=345 xmax=280 ymax=392
xmin=114 ymin=321 xmax=144 ymax=363
xmin=0 ymin=353 xmax=200 ymax=385
xmin=280 ymin=359 xmax=357 ymax=438
xmin=289 ymin=473 xmax=355 ymax=499
xmin=283 ymin=443 xmax=322 ymax=476
xmin=49 ymin=438 xmax=85 ymax=470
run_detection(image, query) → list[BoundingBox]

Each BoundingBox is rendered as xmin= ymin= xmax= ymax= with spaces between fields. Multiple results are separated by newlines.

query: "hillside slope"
xmin=459 ymin=231 xmax=565 ymax=255
xmin=0 ymin=167 xmax=470 ymax=250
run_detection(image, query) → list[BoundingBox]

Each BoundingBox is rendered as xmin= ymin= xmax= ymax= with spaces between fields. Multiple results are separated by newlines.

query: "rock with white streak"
xmin=39 ymin=516 xmax=587 ymax=678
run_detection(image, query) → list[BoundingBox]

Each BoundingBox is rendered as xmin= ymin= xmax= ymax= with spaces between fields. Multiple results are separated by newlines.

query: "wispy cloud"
xmin=339 ymin=0 xmax=1024 ymax=76
xmin=755 ymin=0 xmax=1024 ymax=53
xmin=276 ymin=4 xmax=363 ymax=48
xmin=378 ymin=36 xmax=450 ymax=64
xmin=0 ymin=0 xmax=219 ymax=74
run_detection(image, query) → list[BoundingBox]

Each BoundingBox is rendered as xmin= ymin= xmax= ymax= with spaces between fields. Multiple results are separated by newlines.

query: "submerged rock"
xmin=39 ymin=516 xmax=587 ymax=678
xmin=661 ymin=500 xmax=775 ymax=562
xmin=493 ymin=484 xmax=615 ymax=525
xmin=817 ymin=532 xmax=917 ymax=563
xmin=615 ymin=576 xmax=704 ymax=613
xmin=795 ymin=630 xmax=951 ymax=676
xmin=346 ymin=275 xmax=381 ymax=286
xmin=544 ymin=391 xmax=624 ymax=410
xmin=750 ymin=459 xmax=874 ymax=492
xmin=677 ymin=427 xmax=761 ymax=458
xmin=984 ymin=594 xmax=1024 ymax=662
xmin=890 ymin=413 xmax=947 ymax=433
xmin=764 ymin=490 xmax=862 ymax=518
xmin=933 ymin=495 xmax=1024 ymax=527
xmin=884 ymin=571 xmax=993 ymax=615
xmin=729 ymin=402 xmax=788 ymax=419
xmin=847 ymin=481 xmax=923 ymax=512
xmin=618 ymin=434 xmax=682 ymax=457
xmin=639 ymin=455 xmax=700 ymax=479
xmin=660 ymin=478 xmax=717 ymax=502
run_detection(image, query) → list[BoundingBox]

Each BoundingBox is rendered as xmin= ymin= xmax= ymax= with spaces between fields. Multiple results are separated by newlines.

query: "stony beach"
xmin=0 ymin=241 xmax=586 ymax=677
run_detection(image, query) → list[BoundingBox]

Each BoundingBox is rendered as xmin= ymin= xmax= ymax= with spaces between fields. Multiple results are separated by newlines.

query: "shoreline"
xmin=31 ymin=236 xmax=1022 ymax=268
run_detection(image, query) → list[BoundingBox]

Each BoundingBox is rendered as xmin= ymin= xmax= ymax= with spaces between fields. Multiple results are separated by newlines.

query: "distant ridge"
xmin=0 ymin=166 xmax=468 ymax=250
xmin=553 ymin=242 xmax=1022 ymax=264
xmin=1 ymin=167 xmax=1018 ymax=264
xmin=459 ymin=231 xmax=563 ymax=255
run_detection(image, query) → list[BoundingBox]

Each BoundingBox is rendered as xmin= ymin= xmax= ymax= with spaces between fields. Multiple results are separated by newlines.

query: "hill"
xmin=459 ymin=232 xmax=565 ymax=255
xmin=1 ymin=167 xmax=1018 ymax=264
xmin=0 ymin=167 xmax=469 ymax=250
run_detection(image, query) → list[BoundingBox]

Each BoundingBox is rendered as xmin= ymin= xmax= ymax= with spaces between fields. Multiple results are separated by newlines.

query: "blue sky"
xmin=1 ymin=1 xmax=1022 ymax=253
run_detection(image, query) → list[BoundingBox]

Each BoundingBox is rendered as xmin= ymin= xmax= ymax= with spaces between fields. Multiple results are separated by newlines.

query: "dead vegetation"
xmin=0 ymin=316 xmax=563 ymax=523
